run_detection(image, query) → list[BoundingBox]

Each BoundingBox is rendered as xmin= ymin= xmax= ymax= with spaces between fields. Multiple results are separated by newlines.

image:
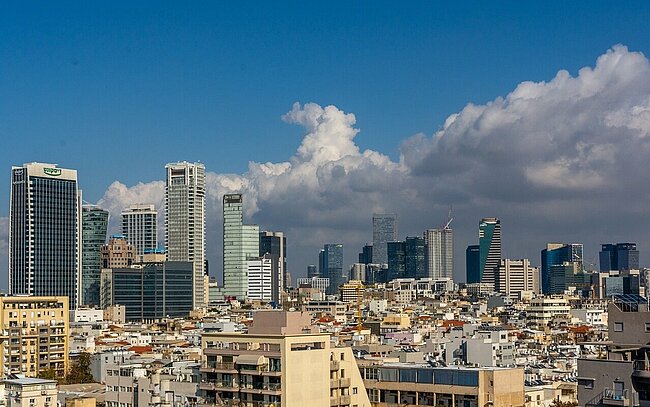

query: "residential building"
xmin=3 ymin=377 xmax=58 ymax=407
xmin=372 ymin=213 xmax=398 ymax=266
xmin=247 ymin=254 xmax=273 ymax=302
xmin=388 ymin=278 xmax=454 ymax=304
xmin=340 ymin=280 xmax=364 ymax=303
xmin=200 ymin=311 xmax=370 ymax=407
xmin=81 ymin=205 xmax=109 ymax=307
xmin=541 ymin=243 xmax=583 ymax=294
xmin=223 ymin=193 xmax=260 ymax=300
xmin=9 ymin=162 xmax=82 ymax=309
xmin=479 ymin=217 xmax=501 ymax=290
xmin=121 ymin=204 xmax=158 ymax=258
xmin=424 ymin=228 xmax=454 ymax=280
xmin=100 ymin=260 xmax=193 ymax=321
xmin=600 ymin=243 xmax=640 ymax=272
xmin=101 ymin=235 xmax=135 ymax=269
xmin=495 ymin=258 xmax=540 ymax=295
xmin=358 ymin=361 xmax=524 ymax=406
xmin=321 ymin=244 xmax=345 ymax=295
xmin=259 ymin=231 xmax=287 ymax=303
xmin=165 ymin=161 xmax=206 ymax=308
xmin=296 ymin=277 xmax=330 ymax=295
xmin=0 ymin=296 xmax=69 ymax=377
xmin=466 ymin=245 xmax=480 ymax=284
xmin=526 ymin=297 xmax=571 ymax=328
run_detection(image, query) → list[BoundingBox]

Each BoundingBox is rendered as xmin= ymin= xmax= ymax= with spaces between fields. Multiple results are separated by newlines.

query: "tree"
xmin=37 ymin=368 xmax=58 ymax=381
xmin=64 ymin=352 xmax=95 ymax=384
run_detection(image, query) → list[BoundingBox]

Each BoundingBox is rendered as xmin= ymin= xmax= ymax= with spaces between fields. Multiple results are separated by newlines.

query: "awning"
xmin=235 ymin=355 xmax=267 ymax=365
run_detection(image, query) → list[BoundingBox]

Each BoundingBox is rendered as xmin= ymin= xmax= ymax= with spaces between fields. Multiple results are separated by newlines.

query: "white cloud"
xmin=3 ymin=45 xmax=650 ymax=285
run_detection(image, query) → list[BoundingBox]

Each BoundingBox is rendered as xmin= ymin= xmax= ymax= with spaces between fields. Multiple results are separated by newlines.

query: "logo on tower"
xmin=43 ymin=168 xmax=62 ymax=177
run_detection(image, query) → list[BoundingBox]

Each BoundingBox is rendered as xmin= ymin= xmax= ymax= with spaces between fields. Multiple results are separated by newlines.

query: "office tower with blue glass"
xmin=359 ymin=244 xmax=373 ymax=265
xmin=405 ymin=236 xmax=427 ymax=279
xmin=541 ymin=243 xmax=583 ymax=294
xmin=600 ymin=243 xmax=640 ymax=272
xmin=121 ymin=203 xmax=158 ymax=258
xmin=81 ymin=204 xmax=109 ymax=306
xmin=372 ymin=213 xmax=398 ymax=266
xmin=466 ymin=245 xmax=480 ymax=283
xmin=165 ymin=161 xmax=206 ymax=308
xmin=9 ymin=163 xmax=82 ymax=309
xmin=321 ymin=244 xmax=344 ymax=294
xmin=387 ymin=241 xmax=406 ymax=281
xmin=424 ymin=228 xmax=454 ymax=280
xmin=479 ymin=218 xmax=501 ymax=290
xmin=223 ymin=193 xmax=260 ymax=300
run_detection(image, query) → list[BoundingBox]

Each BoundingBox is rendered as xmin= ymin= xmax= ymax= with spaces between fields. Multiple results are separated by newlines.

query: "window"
xmin=340 ymin=352 xmax=345 ymax=360
xmin=614 ymin=322 xmax=624 ymax=332
xmin=645 ymin=323 xmax=650 ymax=332
xmin=353 ymin=387 xmax=358 ymax=394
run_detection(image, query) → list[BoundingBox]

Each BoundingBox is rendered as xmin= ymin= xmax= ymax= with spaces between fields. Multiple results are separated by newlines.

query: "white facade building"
xmin=165 ymin=162 xmax=206 ymax=308
xmin=247 ymin=255 xmax=273 ymax=301
xmin=496 ymin=258 xmax=540 ymax=295
xmin=424 ymin=228 xmax=453 ymax=280
xmin=121 ymin=204 xmax=158 ymax=258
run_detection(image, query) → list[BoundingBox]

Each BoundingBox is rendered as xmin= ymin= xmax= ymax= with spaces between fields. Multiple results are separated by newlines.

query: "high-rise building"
xmin=358 ymin=244 xmax=373 ymax=265
xmin=405 ymin=236 xmax=427 ymax=279
xmin=100 ymin=259 xmax=193 ymax=321
xmin=549 ymin=261 xmax=590 ymax=294
xmin=424 ymin=228 xmax=454 ymax=280
xmin=373 ymin=213 xmax=398 ymax=265
xmin=165 ymin=161 xmax=206 ymax=308
xmin=466 ymin=245 xmax=481 ymax=283
xmin=223 ymin=194 xmax=260 ymax=300
xmin=600 ymin=243 xmax=640 ymax=272
xmin=495 ymin=258 xmax=539 ymax=295
xmin=307 ymin=264 xmax=318 ymax=278
xmin=121 ymin=204 xmax=158 ymax=257
xmin=387 ymin=241 xmax=406 ymax=281
xmin=247 ymin=254 xmax=273 ymax=302
xmin=0 ymin=296 xmax=69 ymax=378
xmin=101 ymin=235 xmax=135 ymax=269
xmin=259 ymin=230 xmax=287 ymax=303
xmin=479 ymin=218 xmax=501 ymax=290
xmin=81 ymin=205 xmax=109 ymax=307
xmin=9 ymin=163 xmax=82 ymax=309
xmin=541 ymin=243 xmax=583 ymax=294
xmin=321 ymin=244 xmax=344 ymax=294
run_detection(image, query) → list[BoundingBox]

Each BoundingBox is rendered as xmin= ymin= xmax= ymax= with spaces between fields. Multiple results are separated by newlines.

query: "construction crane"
xmin=441 ymin=206 xmax=453 ymax=230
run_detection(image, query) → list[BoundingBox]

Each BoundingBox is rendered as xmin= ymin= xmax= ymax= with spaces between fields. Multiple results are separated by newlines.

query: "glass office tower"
xmin=372 ymin=213 xmax=398 ymax=265
xmin=10 ymin=163 xmax=82 ymax=308
xmin=479 ymin=218 xmax=501 ymax=289
xmin=81 ymin=205 xmax=109 ymax=306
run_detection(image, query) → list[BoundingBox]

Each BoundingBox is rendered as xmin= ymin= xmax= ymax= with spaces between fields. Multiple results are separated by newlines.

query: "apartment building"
xmin=0 ymin=296 xmax=69 ymax=377
xmin=200 ymin=311 xmax=370 ymax=407
xmin=358 ymin=360 xmax=524 ymax=407
xmin=2 ymin=377 xmax=58 ymax=407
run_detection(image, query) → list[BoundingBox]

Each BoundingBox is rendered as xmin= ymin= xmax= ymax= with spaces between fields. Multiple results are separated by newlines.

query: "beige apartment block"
xmin=358 ymin=360 xmax=525 ymax=407
xmin=101 ymin=235 xmax=135 ymax=269
xmin=2 ymin=377 xmax=58 ymax=407
xmin=200 ymin=311 xmax=371 ymax=407
xmin=0 ymin=296 xmax=69 ymax=377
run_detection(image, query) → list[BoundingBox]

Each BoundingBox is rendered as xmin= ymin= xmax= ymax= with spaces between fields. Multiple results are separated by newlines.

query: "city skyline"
xmin=3 ymin=4 xmax=650 ymax=287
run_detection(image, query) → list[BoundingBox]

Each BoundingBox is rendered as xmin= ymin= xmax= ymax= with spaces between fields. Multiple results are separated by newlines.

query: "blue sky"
xmin=2 ymin=2 xmax=650 ymax=206
xmin=2 ymin=2 xmax=650 ymax=284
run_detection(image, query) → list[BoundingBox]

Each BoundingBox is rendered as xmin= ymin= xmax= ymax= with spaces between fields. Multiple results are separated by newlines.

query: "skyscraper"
xmin=479 ymin=217 xmax=501 ymax=289
xmin=121 ymin=204 xmax=157 ymax=257
xmin=466 ymin=245 xmax=480 ymax=283
xmin=541 ymin=243 xmax=583 ymax=294
xmin=600 ymin=243 xmax=640 ymax=272
xmin=247 ymin=254 xmax=273 ymax=302
xmin=405 ymin=236 xmax=427 ymax=279
xmin=495 ymin=258 xmax=539 ymax=295
xmin=81 ymin=204 xmax=109 ymax=307
xmin=424 ymin=228 xmax=454 ymax=280
xmin=223 ymin=193 xmax=260 ymax=300
xmin=10 ymin=163 xmax=82 ymax=309
xmin=358 ymin=244 xmax=373 ymax=265
xmin=387 ymin=241 xmax=406 ymax=281
xmin=165 ymin=161 xmax=206 ymax=308
xmin=259 ymin=231 xmax=287 ymax=303
xmin=372 ymin=213 xmax=397 ymax=265
xmin=322 ymin=244 xmax=344 ymax=295
xmin=307 ymin=264 xmax=318 ymax=278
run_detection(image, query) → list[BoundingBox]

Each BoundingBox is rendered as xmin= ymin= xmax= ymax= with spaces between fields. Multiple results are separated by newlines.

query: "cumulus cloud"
xmin=4 ymin=45 xmax=649 ymax=285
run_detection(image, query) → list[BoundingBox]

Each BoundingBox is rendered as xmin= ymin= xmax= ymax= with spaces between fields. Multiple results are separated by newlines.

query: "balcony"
xmin=339 ymin=378 xmax=350 ymax=388
xmin=199 ymin=381 xmax=239 ymax=392
xmin=602 ymin=388 xmax=632 ymax=407
xmin=201 ymin=362 xmax=237 ymax=373
xmin=330 ymin=360 xmax=339 ymax=371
